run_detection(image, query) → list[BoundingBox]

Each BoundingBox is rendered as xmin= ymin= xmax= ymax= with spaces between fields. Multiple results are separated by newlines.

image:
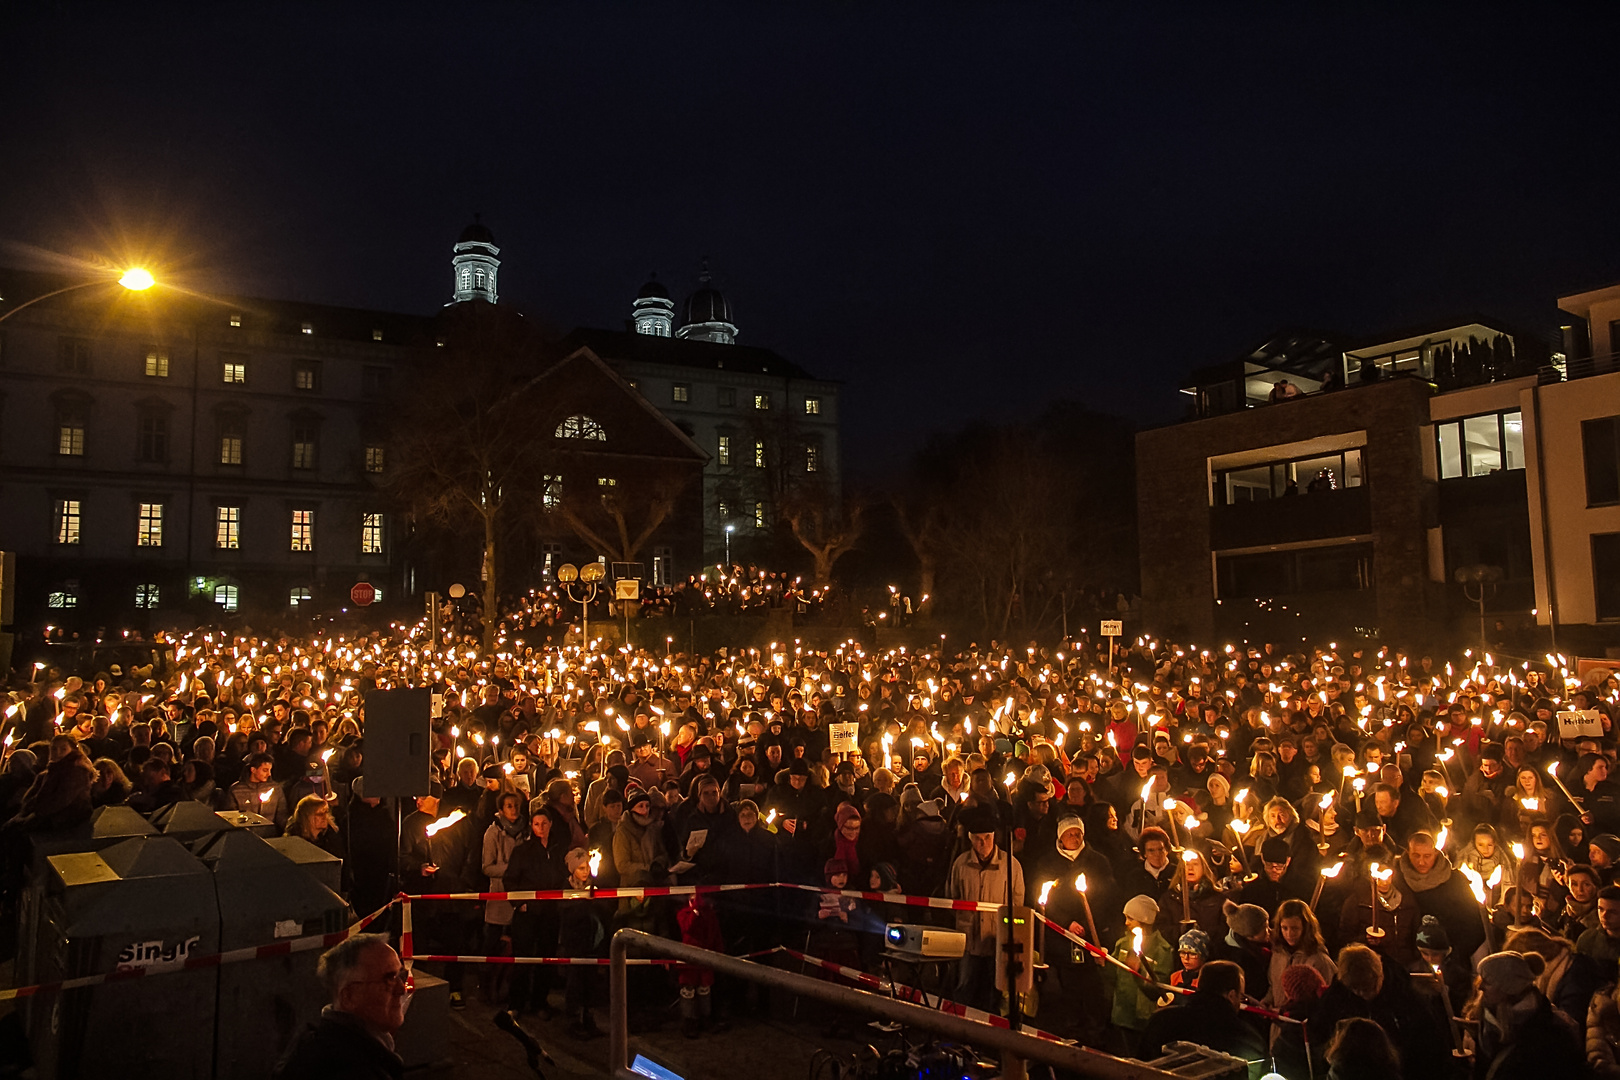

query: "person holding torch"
xmin=1108 ymin=894 xmax=1172 ymax=1053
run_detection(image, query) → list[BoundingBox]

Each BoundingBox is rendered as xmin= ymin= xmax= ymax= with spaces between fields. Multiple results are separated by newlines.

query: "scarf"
xmin=495 ymin=814 xmax=526 ymax=841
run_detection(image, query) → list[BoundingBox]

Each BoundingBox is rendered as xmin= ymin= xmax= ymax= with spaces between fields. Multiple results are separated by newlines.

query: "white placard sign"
xmin=1100 ymin=620 xmax=1123 ymax=637
xmin=828 ymin=721 xmax=860 ymax=754
xmin=1558 ymin=710 xmax=1604 ymax=739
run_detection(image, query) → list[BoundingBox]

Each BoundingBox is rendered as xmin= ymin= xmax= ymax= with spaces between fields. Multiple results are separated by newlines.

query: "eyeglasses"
xmin=356 ymin=970 xmax=411 ymax=990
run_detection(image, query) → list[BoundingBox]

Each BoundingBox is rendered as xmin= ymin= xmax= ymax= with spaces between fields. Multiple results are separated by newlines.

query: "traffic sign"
xmin=350 ymin=582 xmax=376 ymax=606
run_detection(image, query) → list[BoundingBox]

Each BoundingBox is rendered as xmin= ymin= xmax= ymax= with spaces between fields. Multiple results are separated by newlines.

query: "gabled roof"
xmin=560 ymin=326 xmax=820 ymax=380
xmin=531 ymin=346 xmax=710 ymax=464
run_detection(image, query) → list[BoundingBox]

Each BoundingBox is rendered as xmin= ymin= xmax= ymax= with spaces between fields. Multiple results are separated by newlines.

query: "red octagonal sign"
xmin=350 ymin=582 xmax=376 ymax=606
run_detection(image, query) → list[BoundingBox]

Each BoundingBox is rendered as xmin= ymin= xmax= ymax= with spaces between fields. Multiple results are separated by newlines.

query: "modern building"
xmin=562 ymin=269 xmax=841 ymax=565
xmin=1133 ymin=313 xmax=1620 ymax=651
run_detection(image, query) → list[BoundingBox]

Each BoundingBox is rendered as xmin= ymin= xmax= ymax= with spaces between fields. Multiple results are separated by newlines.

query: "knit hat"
xmin=565 ymin=847 xmax=592 ymax=875
xmin=1260 ymin=837 xmax=1291 ymax=863
xmin=1416 ymin=914 xmax=1451 ymax=952
xmin=625 ymin=788 xmax=652 ymax=813
xmin=1177 ymin=929 xmax=1210 ymax=958
xmin=1279 ymin=964 xmax=1327 ymax=1006
xmin=824 ymin=857 xmax=850 ymax=880
xmin=1477 ymin=950 xmax=1545 ymax=997
xmin=1123 ymin=894 xmax=1159 ymax=925
xmin=916 ymin=798 xmax=944 ymax=820
xmin=1056 ymin=815 xmax=1085 ymax=841
xmin=1223 ymin=900 xmax=1268 ymax=939
xmin=1591 ymin=834 xmax=1620 ymax=863
xmin=834 ymin=802 xmax=862 ymax=829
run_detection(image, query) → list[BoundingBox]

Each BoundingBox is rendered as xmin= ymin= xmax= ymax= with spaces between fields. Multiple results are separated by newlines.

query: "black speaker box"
xmin=362 ymin=688 xmax=433 ymax=797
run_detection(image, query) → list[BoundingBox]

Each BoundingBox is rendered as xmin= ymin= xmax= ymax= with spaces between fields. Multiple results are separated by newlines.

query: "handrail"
xmin=608 ymin=927 xmax=1181 ymax=1080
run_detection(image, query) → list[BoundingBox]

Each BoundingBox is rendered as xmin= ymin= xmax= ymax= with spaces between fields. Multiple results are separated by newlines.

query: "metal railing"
xmin=608 ymin=928 xmax=1181 ymax=1080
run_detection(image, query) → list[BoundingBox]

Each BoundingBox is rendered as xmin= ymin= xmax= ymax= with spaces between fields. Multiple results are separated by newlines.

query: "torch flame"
xmin=425 ymin=809 xmax=466 ymax=837
xmin=1131 ymin=926 xmax=1143 ymax=955
xmin=1321 ymin=861 xmax=1344 ymax=879
xmin=1038 ymin=879 xmax=1056 ymax=906
xmin=1075 ymin=873 xmax=1088 ymax=893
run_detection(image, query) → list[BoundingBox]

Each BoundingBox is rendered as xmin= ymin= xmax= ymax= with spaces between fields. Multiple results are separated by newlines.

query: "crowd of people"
xmin=6 ymin=624 xmax=1620 ymax=1079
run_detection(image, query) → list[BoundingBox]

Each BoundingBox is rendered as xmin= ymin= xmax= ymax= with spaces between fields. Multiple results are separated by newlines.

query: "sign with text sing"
xmin=1558 ymin=710 xmax=1605 ymax=739
xmin=1099 ymin=620 xmax=1123 ymax=637
xmin=828 ymin=721 xmax=860 ymax=755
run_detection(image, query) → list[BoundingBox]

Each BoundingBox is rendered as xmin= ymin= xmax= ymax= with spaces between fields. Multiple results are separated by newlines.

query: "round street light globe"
xmin=580 ymin=562 xmax=606 ymax=583
xmin=557 ymin=564 xmax=579 ymax=583
xmin=119 ymin=268 xmax=155 ymax=291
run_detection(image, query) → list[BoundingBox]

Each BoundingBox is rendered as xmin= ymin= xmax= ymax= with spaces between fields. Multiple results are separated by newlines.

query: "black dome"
xmin=637 ymin=274 xmax=670 ymax=301
xmin=681 ymin=283 xmax=733 ymax=326
xmin=458 ymin=217 xmax=495 ymax=245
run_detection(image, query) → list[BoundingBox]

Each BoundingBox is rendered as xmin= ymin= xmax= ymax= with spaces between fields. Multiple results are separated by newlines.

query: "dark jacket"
xmin=272 ymin=1009 xmax=404 ymax=1080
xmin=1138 ymin=989 xmax=1267 ymax=1076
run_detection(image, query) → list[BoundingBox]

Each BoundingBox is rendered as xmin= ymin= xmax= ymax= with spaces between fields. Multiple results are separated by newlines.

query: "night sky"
xmin=4 ymin=5 xmax=1619 ymax=475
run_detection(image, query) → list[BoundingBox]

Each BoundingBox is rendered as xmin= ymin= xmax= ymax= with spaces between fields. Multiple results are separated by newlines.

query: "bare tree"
xmin=783 ymin=482 xmax=866 ymax=588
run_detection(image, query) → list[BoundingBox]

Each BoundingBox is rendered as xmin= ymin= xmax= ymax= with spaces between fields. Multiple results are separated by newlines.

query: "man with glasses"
xmin=274 ymin=933 xmax=410 ymax=1078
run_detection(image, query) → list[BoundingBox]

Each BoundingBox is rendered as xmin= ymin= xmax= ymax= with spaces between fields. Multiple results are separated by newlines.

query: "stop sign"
xmin=350 ymin=582 xmax=376 ymax=606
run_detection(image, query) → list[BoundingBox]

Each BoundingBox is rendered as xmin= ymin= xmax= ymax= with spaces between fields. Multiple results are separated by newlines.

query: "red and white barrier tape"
xmin=405 ymin=880 xmax=1002 ymax=912
xmin=778 ymin=882 xmax=1004 ymax=912
xmin=402 ymin=948 xmax=783 ymax=966
xmin=0 ymin=897 xmax=399 ymax=1003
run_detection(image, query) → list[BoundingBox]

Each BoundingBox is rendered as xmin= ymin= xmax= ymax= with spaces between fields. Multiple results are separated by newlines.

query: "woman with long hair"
xmin=286 ymin=793 xmax=342 ymax=858
xmin=1265 ymin=898 xmax=1336 ymax=1006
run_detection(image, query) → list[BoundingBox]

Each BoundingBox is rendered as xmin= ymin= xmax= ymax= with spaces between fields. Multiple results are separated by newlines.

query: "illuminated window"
xmin=361 ymin=512 xmax=384 ymax=554
xmin=365 ymin=445 xmax=385 ymax=473
xmin=653 ymin=546 xmax=672 ymax=587
xmin=371 ymin=329 xmax=384 ymax=342
xmin=216 ymin=506 xmax=240 ymax=550
xmin=47 ymin=590 xmax=77 ymax=609
xmin=54 ymin=500 xmax=81 ymax=545
xmin=754 ymin=440 xmax=766 ymax=468
xmin=291 ymin=421 xmax=318 ymax=470
xmin=137 ymin=411 xmax=169 ymax=463
xmin=753 ymin=393 xmax=771 ymax=411
xmin=717 ymin=435 xmax=732 ymax=465
xmin=804 ymin=396 xmax=822 ymax=416
xmin=214 ymin=584 xmax=238 ymax=612
xmin=290 ymin=587 xmax=312 ymax=609
xmin=57 ymin=337 xmax=91 ymax=373
xmin=805 ymin=444 xmax=820 ymax=473
xmin=753 ymin=501 xmax=767 ymax=529
xmin=718 ymin=500 xmax=731 ymax=520
xmin=222 ymin=359 xmax=247 ymax=384
xmin=293 ymin=364 xmax=320 ymax=391
xmin=555 ymin=415 xmax=606 ymax=441
xmin=144 ymin=350 xmax=169 ymax=378
xmin=135 ymin=583 xmax=160 ymax=609
xmin=290 ymin=509 xmax=314 ymax=552
xmin=56 ymin=403 xmax=86 ymax=456
xmin=137 ymin=502 xmax=164 ymax=547
xmin=228 ymin=313 xmax=242 ymax=328
xmin=301 ymin=322 xmax=314 ymax=335
xmin=219 ymin=415 xmax=244 ymax=465
xmin=672 ymin=384 xmax=690 ymax=403
xmin=1437 ymin=410 xmax=1524 ymax=480
xmin=542 ymin=474 xmax=562 ymax=510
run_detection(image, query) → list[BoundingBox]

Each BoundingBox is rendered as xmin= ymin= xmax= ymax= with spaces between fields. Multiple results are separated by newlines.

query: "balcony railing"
xmin=1209 ymin=485 xmax=1371 ymax=550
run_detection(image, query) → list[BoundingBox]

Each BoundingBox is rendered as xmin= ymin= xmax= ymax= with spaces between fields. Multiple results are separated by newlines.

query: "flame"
xmin=1131 ymin=926 xmax=1144 ymax=955
xmin=1320 ymin=793 xmax=1335 ymax=809
xmin=425 ymin=809 xmax=466 ymax=837
xmin=1321 ymin=861 xmax=1344 ymax=879
xmin=1487 ymin=864 xmax=1502 ymax=888
xmin=1435 ymin=826 xmax=1448 ymax=850
xmin=1075 ymin=873 xmax=1088 ymax=893
xmin=1038 ymin=879 xmax=1056 ymax=906
xmin=1511 ymin=841 xmax=1525 ymax=860
xmin=588 ymin=849 xmax=602 ymax=877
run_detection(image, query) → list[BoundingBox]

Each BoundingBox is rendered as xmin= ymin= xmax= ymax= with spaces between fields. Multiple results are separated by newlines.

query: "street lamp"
xmin=725 ymin=523 xmax=734 ymax=566
xmin=0 ymin=267 xmax=157 ymax=325
xmin=557 ymin=561 xmax=606 ymax=641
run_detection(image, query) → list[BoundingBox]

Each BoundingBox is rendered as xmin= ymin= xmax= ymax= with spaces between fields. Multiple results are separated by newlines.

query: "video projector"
xmin=884 ymin=924 xmax=966 ymax=958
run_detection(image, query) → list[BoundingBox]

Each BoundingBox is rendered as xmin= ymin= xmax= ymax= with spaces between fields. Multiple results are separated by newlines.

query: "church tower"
xmin=449 ymin=215 xmax=500 ymax=305
xmin=631 ymin=274 xmax=675 ymax=337
xmin=676 ymin=263 xmax=738 ymax=344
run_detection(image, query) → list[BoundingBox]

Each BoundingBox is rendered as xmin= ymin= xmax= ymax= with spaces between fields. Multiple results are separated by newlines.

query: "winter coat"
xmin=1477 ymin=989 xmax=1584 ymax=1080
xmin=272 ymin=1007 xmax=404 ymax=1080
xmin=1337 ymin=882 xmax=1420 ymax=968
xmin=1109 ymin=928 xmax=1175 ymax=1032
xmin=481 ymin=819 xmax=524 ymax=926
xmin=14 ymin=750 xmax=96 ymax=832
xmin=1586 ymin=986 xmax=1620 ymax=1079
xmin=895 ymin=815 xmax=952 ymax=897
xmin=947 ymin=845 xmax=1024 ymax=956
xmin=1398 ymin=850 xmax=1486 ymax=961
xmin=1264 ymin=943 xmax=1336 ymax=1007
xmin=1139 ymin=989 xmax=1268 ymax=1071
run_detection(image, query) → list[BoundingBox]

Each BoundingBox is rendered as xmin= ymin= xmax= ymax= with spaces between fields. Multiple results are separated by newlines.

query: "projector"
xmin=885 ymin=924 xmax=966 ymax=958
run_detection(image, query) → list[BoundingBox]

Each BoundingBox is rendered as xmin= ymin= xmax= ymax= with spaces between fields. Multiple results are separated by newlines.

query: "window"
xmin=653 ymin=546 xmax=672 ymax=587
xmin=753 ymin=393 xmax=771 ymax=411
xmin=47 ymin=589 xmax=77 ymax=609
xmin=293 ymin=363 xmax=320 ymax=391
xmin=542 ymin=474 xmax=562 ymax=510
xmin=555 ymin=415 xmax=606 ymax=441
xmin=361 ymin=512 xmax=384 ymax=554
xmin=218 ymin=414 xmax=245 ymax=465
xmin=1435 ymin=410 xmax=1524 ymax=480
xmin=717 ymin=387 xmax=736 ymax=408
xmin=214 ymin=584 xmax=239 ymax=612
xmin=805 ymin=444 xmax=820 ymax=473
xmin=365 ymin=444 xmax=385 ymax=473
xmin=300 ymin=322 xmax=314 ymax=336
xmin=753 ymin=501 xmax=767 ymax=529
xmin=718 ymin=500 xmax=732 ymax=520
xmin=1216 ymin=542 xmax=1373 ymax=599
xmin=56 ymin=402 xmax=85 ymax=457
xmin=754 ymin=440 xmax=767 ymax=468
xmin=1595 ymin=534 xmax=1620 ymax=620
xmin=717 ymin=435 xmax=732 ymax=466
xmin=137 ymin=410 xmax=169 ymax=463
xmin=1213 ymin=447 xmax=1365 ymax=504
xmin=362 ymin=366 xmax=389 ymax=397
xmin=135 ymin=583 xmax=160 ymax=609
xmin=290 ymin=510 xmax=314 ymax=552
xmin=144 ymin=350 xmax=169 ymax=378
xmin=222 ymin=358 xmax=247 ymax=384
xmin=215 ymin=506 xmax=241 ymax=550
xmin=804 ymin=396 xmax=822 ymax=416
xmin=137 ymin=502 xmax=164 ymax=547
xmin=228 ymin=313 xmax=242 ymax=328
xmin=1583 ymin=417 xmax=1620 ymax=507
xmin=291 ymin=420 xmax=318 ymax=470
xmin=672 ymin=383 xmax=690 ymax=403
xmin=57 ymin=337 xmax=91 ymax=373
xmin=290 ymin=587 xmax=313 ymax=609
xmin=54 ymin=499 xmax=81 ymax=545
xmin=372 ymin=329 xmax=384 ymax=342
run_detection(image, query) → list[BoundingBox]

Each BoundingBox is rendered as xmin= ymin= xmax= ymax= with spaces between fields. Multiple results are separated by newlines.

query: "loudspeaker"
xmin=363 ymin=688 xmax=433 ymax=798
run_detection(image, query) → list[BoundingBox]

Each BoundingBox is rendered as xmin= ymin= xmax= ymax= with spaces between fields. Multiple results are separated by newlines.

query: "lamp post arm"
xmin=0 ymin=280 xmax=110 ymax=325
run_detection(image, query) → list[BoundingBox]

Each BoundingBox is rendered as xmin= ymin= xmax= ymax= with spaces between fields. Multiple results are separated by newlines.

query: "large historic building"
xmin=0 ymin=221 xmax=839 ymax=632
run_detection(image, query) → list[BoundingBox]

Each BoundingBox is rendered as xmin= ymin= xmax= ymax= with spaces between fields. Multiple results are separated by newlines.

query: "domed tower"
xmin=676 ymin=263 xmax=738 ymax=344
xmin=449 ymin=215 xmax=500 ymax=305
xmin=631 ymin=273 xmax=674 ymax=337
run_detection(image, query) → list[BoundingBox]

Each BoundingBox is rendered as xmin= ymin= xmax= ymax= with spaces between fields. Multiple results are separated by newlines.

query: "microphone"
xmin=493 ymin=1010 xmax=554 ymax=1076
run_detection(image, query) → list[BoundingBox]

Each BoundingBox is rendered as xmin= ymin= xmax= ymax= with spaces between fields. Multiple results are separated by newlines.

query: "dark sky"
xmin=4 ymin=4 xmax=1619 ymax=475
